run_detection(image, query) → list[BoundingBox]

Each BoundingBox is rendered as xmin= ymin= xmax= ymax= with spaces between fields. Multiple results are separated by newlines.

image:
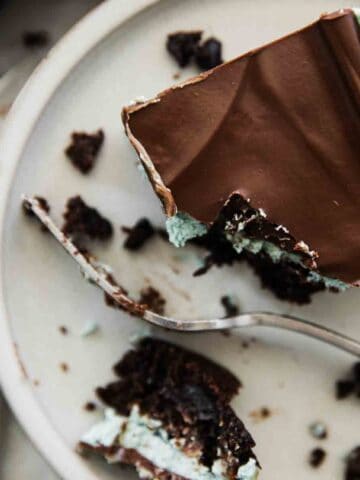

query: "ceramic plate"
xmin=0 ymin=1 xmax=359 ymax=479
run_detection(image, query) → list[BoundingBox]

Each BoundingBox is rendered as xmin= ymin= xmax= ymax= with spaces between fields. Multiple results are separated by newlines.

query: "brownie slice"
xmin=123 ymin=10 xmax=360 ymax=303
xmin=80 ymin=338 xmax=259 ymax=480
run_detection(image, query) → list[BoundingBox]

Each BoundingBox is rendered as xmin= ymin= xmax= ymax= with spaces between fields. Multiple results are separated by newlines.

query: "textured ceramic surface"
xmin=0 ymin=1 xmax=359 ymax=479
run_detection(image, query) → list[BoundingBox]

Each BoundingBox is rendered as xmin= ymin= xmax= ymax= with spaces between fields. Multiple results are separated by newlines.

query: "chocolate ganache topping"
xmin=123 ymin=10 xmax=360 ymax=284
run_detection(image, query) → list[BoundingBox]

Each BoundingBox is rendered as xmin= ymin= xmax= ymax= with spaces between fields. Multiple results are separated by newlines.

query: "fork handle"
xmin=252 ymin=312 xmax=360 ymax=357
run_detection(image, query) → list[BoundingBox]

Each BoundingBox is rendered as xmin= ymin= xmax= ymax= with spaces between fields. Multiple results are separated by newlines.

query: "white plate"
xmin=0 ymin=1 xmax=359 ymax=479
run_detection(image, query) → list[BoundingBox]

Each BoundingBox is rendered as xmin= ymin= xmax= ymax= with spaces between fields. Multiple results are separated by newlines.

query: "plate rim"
xmin=0 ymin=1 xmax=159 ymax=478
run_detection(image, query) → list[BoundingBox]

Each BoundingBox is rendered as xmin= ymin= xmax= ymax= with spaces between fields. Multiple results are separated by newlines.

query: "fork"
xmin=23 ymin=195 xmax=360 ymax=357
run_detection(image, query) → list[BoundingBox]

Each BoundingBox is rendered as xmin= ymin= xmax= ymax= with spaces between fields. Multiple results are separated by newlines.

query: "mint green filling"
xmin=82 ymin=407 xmax=259 ymax=480
xmin=165 ymin=213 xmax=348 ymax=291
xmin=166 ymin=212 xmax=207 ymax=247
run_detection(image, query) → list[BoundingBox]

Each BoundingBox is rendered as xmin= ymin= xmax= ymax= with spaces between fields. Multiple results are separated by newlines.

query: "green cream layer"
xmin=165 ymin=213 xmax=348 ymax=291
xmin=81 ymin=406 xmax=259 ymax=480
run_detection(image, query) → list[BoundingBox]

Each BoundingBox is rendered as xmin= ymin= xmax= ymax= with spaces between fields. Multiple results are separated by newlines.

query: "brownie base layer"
xmin=191 ymin=195 xmax=329 ymax=304
xmin=244 ymin=252 xmax=326 ymax=304
xmin=79 ymin=443 xmax=189 ymax=480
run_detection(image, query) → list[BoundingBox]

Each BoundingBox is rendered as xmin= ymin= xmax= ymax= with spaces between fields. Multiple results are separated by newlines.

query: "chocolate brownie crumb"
xmin=59 ymin=326 xmax=68 ymax=335
xmin=353 ymin=362 xmax=360 ymax=382
xmin=104 ymin=272 xmax=128 ymax=308
xmin=221 ymin=295 xmax=239 ymax=318
xmin=84 ymin=401 xmax=97 ymax=412
xmin=60 ymin=362 xmax=69 ymax=373
xmin=260 ymin=407 xmax=271 ymax=418
xmin=62 ymin=196 xmax=113 ymax=242
xmin=22 ymin=30 xmax=49 ymax=48
xmin=336 ymin=380 xmax=356 ymax=400
xmin=65 ymin=129 xmax=104 ymax=174
xmin=309 ymin=448 xmax=326 ymax=468
xmin=250 ymin=407 xmax=272 ymax=422
xmin=166 ymin=31 xmax=202 ymax=67
xmin=138 ymin=286 xmax=166 ymax=315
xmin=22 ymin=196 xmax=50 ymax=216
xmin=335 ymin=362 xmax=360 ymax=401
xmin=195 ymin=37 xmax=223 ymax=70
xmin=122 ymin=218 xmax=155 ymax=250
xmin=346 ymin=446 xmax=360 ymax=480
xmin=22 ymin=196 xmax=50 ymax=232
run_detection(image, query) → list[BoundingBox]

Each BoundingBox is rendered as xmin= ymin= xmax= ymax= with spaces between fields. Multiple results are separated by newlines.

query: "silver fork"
xmin=23 ymin=195 xmax=360 ymax=357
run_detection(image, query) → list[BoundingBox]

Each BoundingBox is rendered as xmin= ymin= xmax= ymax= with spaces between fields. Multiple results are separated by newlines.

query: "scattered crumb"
xmin=336 ymin=379 xmax=355 ymax=400
xmin=166 ymin=31 xmax=223 ymax=71
xmin=249 ymin=407 xmax=272 ymax=422
xmin=60 ymin=362 xmax=69 ymax=373
xmin=309 ymin=422 xmax=328 ymax=440
xmin=59 ymin=326 xmax=68 ymax=335
xmin=138 ymin=286 xmax=166 ymax=315
xmin=166 ymin=31 xmax=202 ymax=67
xmin=65 ymin=129 xmax=104 ymax=174
xmin=335 ymin=362 xmax=360 ymax=400
xmin=353 ymin=362 xmax=360 ymax=382
xmin=104 ymin=272 xmax=128 ymax=309
xmin=80 ymin=321 xmax=100 ymax=337
xmin=241 ymin=341 xmax=249 ymax=349
xmin=22 ymin=196 xmax=50 ymax=232
xmin=0 ymin=104 xmax=10 ymax=116
xmin=33 ymin=379 xmax=40 ymax=387
xmin=13 ymin=342 xmax=28 ymax=379
xmin=22 ymin=196 xmax=50 ymax=216
xmin=221 ymin=295 xmax=240 ymax=318
xmin=62 ymin=196 xmax=113 ymax=242
xmin=22 ymin=30 xmax=49 ymax=48
xmin=173 ymin=72 xmax=181 ymax=79
xmin=84 ymin=401 xmax=97 ymax=412
xmin=195 ymin=37 xmax=223 ymax=70
xmin=102 ymin=273 xmax=146 ymax=317
xmin=122 ymin=218 xmax=155 ymax=251
xmin=309 ymin=448 xmax=326 ymax=468
xmin=346 ymin=446 xmax=360 ymax=480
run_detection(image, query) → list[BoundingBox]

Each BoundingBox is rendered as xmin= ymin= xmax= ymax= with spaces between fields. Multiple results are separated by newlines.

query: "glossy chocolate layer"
xmin=123 ymin=10 xmax=360 ymax=284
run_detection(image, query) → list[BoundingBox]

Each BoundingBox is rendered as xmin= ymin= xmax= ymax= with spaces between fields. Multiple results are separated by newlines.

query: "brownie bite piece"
xmin=122 ymin=10 xmax=360 ymax=303
xmin=80 ymin=338 xmax=259 ymax=480
xmin=62 ymin=196 xmax=113 ymax=242
xmin=65 ymin=129 xmax=104 ymax=174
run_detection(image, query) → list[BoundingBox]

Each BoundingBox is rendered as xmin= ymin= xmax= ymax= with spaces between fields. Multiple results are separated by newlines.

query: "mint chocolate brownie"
xmin=80 ymin=338 xmax=258 ymax=480
xmin=122 ymin=9 xmax=360 ymax=303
